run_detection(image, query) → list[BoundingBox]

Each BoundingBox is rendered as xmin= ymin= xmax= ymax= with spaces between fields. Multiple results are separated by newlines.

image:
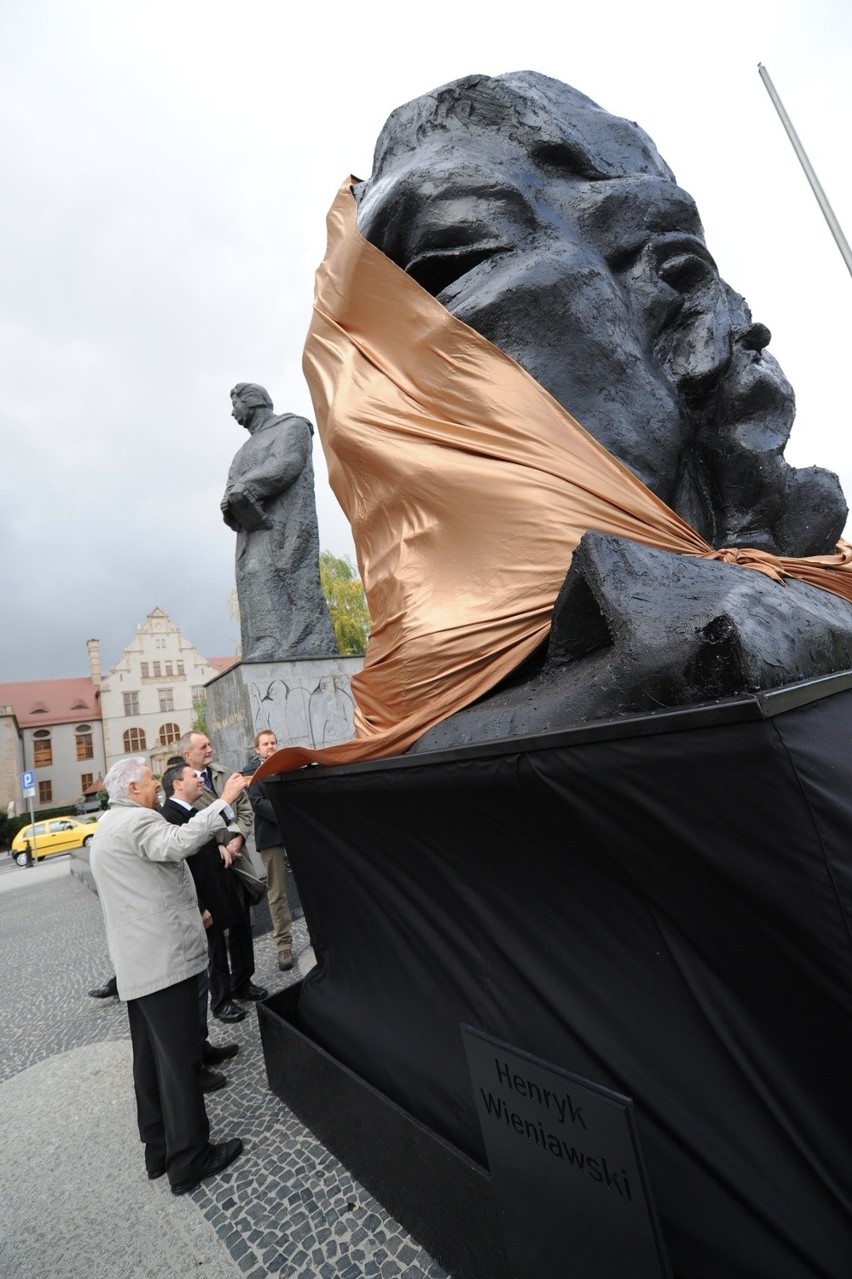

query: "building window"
xmin=158 ymin=688 xmax=174 ymax=712
xmin=123 ymin=691 xmax=139 ymax=716
xmin=141 ymin=662 xmax=149 ymax=678
xmin=123 ymin=727 xmax=147 ymax=752
xmin=38 ymin=780 xmax=52 ymax=803
xmin=75 ymin=724 xmax=94 ymax=760
xmin=165 ymin=661 xmax=173 ymax=676
xmin=191 ymin=686 xmax=204 ymax=701
xmin=33 ymin=729 xmax=52 ymax=767
xmin=158 ymin=722 xmax=180 ymax=747
xmin=81 ymin=773 xmax=93 ymax=792
xmin=177 ymin=661 xmax=185 ymax=676
xmin=153 ymin=661 xmax=161 ymax=677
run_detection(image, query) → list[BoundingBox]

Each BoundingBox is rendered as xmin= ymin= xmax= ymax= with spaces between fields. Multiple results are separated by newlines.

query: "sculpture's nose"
xmin=742 ymin=321 xmax=772 ymax=352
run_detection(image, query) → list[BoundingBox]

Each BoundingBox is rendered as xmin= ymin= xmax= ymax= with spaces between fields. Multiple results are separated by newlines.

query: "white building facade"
xmin=97 ymin=607 xmax=234 ymax=774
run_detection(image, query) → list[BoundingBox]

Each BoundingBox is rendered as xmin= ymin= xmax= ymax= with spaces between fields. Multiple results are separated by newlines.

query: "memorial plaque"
xmin=462 ymin=1027 xmax=671 ymax=1279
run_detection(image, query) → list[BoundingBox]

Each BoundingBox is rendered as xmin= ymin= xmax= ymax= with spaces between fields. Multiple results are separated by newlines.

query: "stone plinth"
xmin=205 ymin=655 xmax=363 ymax=773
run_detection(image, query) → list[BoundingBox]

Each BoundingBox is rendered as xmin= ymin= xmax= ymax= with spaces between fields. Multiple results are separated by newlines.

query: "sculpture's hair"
xmin=362 ymin=71 xmax=674 ymax=195
xmin=103 ymin=756 xmax=149 ymax=801
xmin=254 ymin=729 xmax=276 ymax=748
xmin=231 ymin=382 xmax=273 ymax=410
xmin=162 ymin=762 xmax=191 ymax=799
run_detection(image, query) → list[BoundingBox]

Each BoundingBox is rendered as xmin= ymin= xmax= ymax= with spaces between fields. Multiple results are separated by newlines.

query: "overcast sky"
xmin=1 ymin=0 xmax=849 ymax=680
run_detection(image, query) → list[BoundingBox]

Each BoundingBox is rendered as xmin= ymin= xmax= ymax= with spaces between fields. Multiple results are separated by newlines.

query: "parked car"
xmin=11 ymin=817 xmax=96 ymax=862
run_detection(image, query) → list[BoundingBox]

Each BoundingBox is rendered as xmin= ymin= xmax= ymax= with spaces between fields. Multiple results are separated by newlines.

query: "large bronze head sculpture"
xmin=275 ymin=71 xmax=852 ymax=770
xmin=356 ymin=72 xmax=844 ymax=558
xmin=317 ymin=71 xmax=852 ymax=750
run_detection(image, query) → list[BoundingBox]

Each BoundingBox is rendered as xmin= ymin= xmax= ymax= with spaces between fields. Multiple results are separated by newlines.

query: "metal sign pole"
xmin=20 ymin=770 xmax=37 ymax=865
xmin=27 ymin=793 xmax=35 ymax=864
xmin=758 ymin=63 xmax=852 ymax=279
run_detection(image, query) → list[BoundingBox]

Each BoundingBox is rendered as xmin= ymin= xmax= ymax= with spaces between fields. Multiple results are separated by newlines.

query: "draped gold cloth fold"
xmin=257 ymin=178 xmax=852 ymax=778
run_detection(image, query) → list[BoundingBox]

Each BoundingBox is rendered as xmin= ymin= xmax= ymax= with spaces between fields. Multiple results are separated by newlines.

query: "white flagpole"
xmin=758 ymin=62 xmax=852 ymax=279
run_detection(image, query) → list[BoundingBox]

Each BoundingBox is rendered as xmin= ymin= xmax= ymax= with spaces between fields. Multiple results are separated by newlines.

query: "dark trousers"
xmin=127 ymin=974 xmax=210 ymax=1186
xmin=199 ymin=966 xmax=211 ymax=1053
xmin=208 ymin=905 xmax=255 ymax=1012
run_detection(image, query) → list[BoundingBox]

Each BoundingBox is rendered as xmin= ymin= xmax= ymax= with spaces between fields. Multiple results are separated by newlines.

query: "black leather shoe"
xmin=147 ymin=1166 xmax=166 ymax=1180
xmin=199 ymin=1066 xmax=227 ymax=1093
xmin=203 ymin=1042 xmax=239 ymax=1066
xmin=170 ymin=1138 xmax=243 ymax=1196
xmin=88 ymin=978 xmax=118 ymax=999
xmin=278 ymin=956 xmax=294 ymax=972
xmin=233 ymin=982 xmax=268 ymax=1001
xmin=213 ymin=1002 xmax=247 ymax=1023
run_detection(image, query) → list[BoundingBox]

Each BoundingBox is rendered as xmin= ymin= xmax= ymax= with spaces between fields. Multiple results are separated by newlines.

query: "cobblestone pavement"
xmin=0 ymin=859 xmax=447 ymax=1279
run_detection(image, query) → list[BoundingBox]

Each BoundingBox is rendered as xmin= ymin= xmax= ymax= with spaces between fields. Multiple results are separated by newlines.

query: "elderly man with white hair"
xmin=90 ymin=755 xmax=249 ymax=1196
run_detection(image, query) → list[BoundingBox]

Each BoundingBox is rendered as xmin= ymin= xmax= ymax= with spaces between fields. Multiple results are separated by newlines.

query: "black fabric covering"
xmin=268 ymin=690 xmax=852 ymax=1279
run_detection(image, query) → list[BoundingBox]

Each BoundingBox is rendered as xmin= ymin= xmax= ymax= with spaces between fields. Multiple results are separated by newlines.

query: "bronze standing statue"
xmin=221 ymin=383 xmax=336 ymax=663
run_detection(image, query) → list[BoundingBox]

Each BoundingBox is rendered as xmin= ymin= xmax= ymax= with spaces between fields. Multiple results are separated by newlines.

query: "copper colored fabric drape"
xmin=257 ymin=179 xmax=852 ymax=778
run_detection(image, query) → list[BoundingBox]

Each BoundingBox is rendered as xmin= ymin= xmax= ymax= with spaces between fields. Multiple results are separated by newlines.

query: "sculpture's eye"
xmin=531 ymin=140 xmax=606 ymax=181
xmin=406 ymin=244 xmax=506 ymax=296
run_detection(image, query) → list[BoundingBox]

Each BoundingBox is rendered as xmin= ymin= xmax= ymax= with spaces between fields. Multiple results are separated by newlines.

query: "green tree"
xmin=320 ymin=551 xmax=370 ymax=655
xmin=0 ymin=811 xmax=30 ymax=851
xmin=191 ymin=693 xmax=208 ymax=736
xmin=226 ymin=587 xmax=242 ymax=658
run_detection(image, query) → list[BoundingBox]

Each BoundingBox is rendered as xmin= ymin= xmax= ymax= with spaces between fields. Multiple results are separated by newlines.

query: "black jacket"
xmin=245 ymin=754 xmax=284 ymax=852
xmin=160 ymin=798 xmax=244 ymax=934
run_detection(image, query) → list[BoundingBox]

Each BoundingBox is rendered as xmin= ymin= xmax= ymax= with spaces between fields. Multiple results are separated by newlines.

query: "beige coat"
xmin=90 ymin=797 xmax=230 ymax=1001
xmin=193 ymin=761 xmax=254 ymax=840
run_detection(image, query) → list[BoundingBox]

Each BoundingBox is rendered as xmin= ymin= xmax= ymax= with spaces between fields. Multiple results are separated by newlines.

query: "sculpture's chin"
xmin=777 ymin=466 xmax=847 ymax=558
xmin=699 ymin=345 xmax=846 ymax=556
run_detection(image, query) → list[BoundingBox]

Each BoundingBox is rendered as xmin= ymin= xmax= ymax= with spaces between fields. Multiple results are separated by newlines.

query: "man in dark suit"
xmin=160 ymin=763 xmax=247 ymax=1069
xmin=245 ymin=730 xmax=294 ymax=971
xmin=176 ymin=732 xmax=268 ymax=1013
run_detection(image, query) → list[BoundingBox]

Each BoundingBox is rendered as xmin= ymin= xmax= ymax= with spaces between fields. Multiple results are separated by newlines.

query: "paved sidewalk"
xmin=0 ymin=860 xmax=446 ymax=1278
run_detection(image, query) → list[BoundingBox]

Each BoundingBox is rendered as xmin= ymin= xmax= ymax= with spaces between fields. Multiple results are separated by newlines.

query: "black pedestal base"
xmin=259 ymin=677 xmax=852 ymax=1278
xmin=259 ymin=985 xmax=512 ymax=1279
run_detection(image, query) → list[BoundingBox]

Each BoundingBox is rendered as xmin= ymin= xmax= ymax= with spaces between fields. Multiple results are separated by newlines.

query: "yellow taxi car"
xmin=11 ymin=817 xmax=97 ymax=862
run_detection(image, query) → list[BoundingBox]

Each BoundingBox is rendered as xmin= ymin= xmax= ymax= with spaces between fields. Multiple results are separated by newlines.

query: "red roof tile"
xmin=207 ymin=657 xmax=239 ymax=674
xmin=0 ymin=677 xmax=101 ymax=728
